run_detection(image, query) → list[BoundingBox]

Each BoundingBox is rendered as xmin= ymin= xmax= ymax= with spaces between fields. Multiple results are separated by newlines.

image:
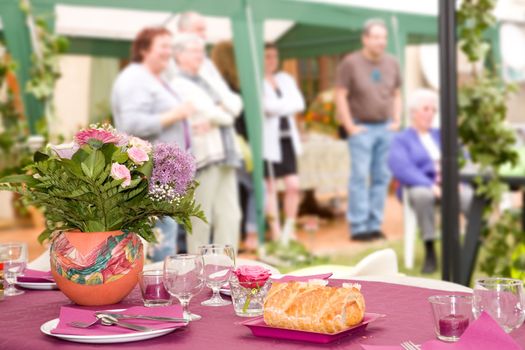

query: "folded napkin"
xmin=51 ymin=305 xmax=185 ymax=336
xmin=360 ymin=312 xmax=522 ymax=350
xmin=271 ymin=272 xmax=333 ymax=283
xmin=422 ymin=312 xmax=522 ymax=350
xmin=17 ymin=269 xmax=54 ymax=283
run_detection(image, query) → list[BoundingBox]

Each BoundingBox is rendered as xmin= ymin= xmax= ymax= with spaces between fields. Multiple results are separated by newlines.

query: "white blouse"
xmin=262 ymin=72 xmax=305 ymax=162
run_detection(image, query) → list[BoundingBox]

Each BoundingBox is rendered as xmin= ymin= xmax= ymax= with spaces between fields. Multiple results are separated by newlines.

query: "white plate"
xmin=16 ymin=281 xmax=58 ymax=290
xmin=40 ymin=319 xmax=179 ymax=344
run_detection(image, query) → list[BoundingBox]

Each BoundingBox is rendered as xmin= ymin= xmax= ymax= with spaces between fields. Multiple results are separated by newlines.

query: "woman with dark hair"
xmin=263 ymin=44 xmax=305 ymax=244
xmin=111 ymin=27 xmax=193 ymax=261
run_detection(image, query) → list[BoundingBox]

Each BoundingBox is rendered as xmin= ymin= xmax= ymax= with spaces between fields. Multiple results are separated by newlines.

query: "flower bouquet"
xmin=229 ymin=265 xmax=272 ymax=317
xmin=0 ymin=124 xmax=205 ymax=305
xmin=303 ymin=89 xmax=338 ymax=137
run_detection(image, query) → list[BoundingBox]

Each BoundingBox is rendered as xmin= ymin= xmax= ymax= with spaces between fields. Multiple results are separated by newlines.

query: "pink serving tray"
xmin=241 ymin=312 xmax=384 ymax=344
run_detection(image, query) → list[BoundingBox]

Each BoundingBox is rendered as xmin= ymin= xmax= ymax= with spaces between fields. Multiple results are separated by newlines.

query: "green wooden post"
xmin=231 ymin=0 xmax=266 ymax=243
xmin=0 ymin=0 xmax=43 ymax=134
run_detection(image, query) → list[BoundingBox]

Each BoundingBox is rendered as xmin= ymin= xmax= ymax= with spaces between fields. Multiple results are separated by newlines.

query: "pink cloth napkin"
xmin=51 ymin=305 xmax=185 ymax=336
xmin=271 ymin=272 xmax=333 ymax=282
xmin=422 ymin=312 xmax=522 ymax=350
xmin=17 ymin=269 xmax=54 ymax=283
xmin=360 ymin=312 xmax=523 ymax=350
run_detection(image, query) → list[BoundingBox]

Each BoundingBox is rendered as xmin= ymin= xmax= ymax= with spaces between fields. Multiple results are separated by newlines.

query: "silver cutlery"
xmin=97 ymin=314 xmax=154 ymax=332
xmin=95 ymin=312 xmax=188 ymax=323
xmin=67 ymin=318 xmax=100 ymax=329
xmin=400 ymin=341 xmax=421 ymax=350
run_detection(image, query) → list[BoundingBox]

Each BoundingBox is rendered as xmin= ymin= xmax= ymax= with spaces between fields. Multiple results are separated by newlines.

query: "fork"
xmin=400 ymin=341 xmax=421 ymax=350
xmin=67 ymin=318 xmax=100 ymax=328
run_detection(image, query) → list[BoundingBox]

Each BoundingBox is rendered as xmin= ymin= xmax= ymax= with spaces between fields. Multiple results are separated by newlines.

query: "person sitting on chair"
xmin=388 ymin=89 xmax=472 ymax=274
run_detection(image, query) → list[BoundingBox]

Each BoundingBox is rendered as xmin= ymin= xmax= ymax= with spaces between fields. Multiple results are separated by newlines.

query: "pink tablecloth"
xmin=2 ymin=280 xmax=524 ymax=349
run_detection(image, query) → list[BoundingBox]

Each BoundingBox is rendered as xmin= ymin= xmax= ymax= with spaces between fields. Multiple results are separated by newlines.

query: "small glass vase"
xmin=229 ymin=275 xmax=272 ymax=317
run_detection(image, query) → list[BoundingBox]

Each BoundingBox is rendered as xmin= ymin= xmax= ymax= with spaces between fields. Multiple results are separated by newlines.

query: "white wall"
xmin=53 ymin=55 xmax=91 ymax=140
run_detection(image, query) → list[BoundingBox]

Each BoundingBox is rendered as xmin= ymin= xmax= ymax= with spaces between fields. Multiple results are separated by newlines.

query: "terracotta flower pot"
xmin=50 ymin=230 xmax=143 ymax=306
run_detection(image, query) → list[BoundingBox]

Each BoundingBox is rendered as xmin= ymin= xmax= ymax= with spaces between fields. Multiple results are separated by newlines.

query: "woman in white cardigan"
xmin=263 ymin=44 xmax=305 ymax=243
xmin=171 ymin=33 xmax=243 ymax=254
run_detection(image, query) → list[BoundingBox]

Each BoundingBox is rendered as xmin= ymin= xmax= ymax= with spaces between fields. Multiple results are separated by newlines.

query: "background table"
xmin=2 ymin=280 xmax=524 ymax=349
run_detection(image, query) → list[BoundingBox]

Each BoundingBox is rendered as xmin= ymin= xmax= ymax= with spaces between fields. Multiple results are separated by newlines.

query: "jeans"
xmin=148 ymin=217 xmax=178 ymax=262
xmin=347 ymin=122 xmax=392 ymax=235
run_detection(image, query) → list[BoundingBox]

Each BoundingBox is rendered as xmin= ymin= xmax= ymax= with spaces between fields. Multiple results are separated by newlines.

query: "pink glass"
xmin=429 ymin=295 xmax=473 ymax=342
xmin=138 ymin=270 xmax=172 ymax=307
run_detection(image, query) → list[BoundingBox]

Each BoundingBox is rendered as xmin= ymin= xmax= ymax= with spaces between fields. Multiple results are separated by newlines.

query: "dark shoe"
xmin=370 ymin=231 xmax=387 ymax=240
xmin=421 ymin=257 xmax=437 ymax=274
xmin=422 ymin=240 xmax=437 ymax=274
xmin=351 ymin=232 xmax=376 ymax=242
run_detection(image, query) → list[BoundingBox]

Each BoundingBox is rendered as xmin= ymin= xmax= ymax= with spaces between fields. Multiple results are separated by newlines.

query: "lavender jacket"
xmin=388 ymin=127 xmax=440 ymax=188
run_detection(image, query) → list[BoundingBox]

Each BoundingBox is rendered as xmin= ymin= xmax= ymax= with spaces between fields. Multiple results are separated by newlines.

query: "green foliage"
xmin=458 ymin=0 xmax=522 ymax=278
xmin=0 ymin=42 xmax=33 ymax=178
xmin=0 ymin=138 xmax=205 ymax=244
xmin=264 ymin=240 xmax=328 ymax=269
xmin=480 ymin=210 xmax=525 ymax=280
xmin=20 ymin=0 xmax=68 ymax=130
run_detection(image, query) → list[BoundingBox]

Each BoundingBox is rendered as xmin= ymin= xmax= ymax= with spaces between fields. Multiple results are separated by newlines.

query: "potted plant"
xmin=0 ymin=124 xmax=205 ymax=305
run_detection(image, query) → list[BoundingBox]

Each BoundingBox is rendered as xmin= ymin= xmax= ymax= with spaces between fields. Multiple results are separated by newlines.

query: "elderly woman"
xmin=111 ymin=27 xmax=193 ymax=261
xmin=388 ymin=89 xmax=471 ymax=274
xmin=170 ymin=33 xmax=243 ymax=253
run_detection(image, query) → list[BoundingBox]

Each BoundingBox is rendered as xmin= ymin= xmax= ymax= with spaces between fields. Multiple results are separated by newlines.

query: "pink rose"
xmin=127 ymin=146 xmax=149 ymax=164
xmin=110 ymin=163 xmax=131 ymax=187
xmin=128 ymin=136 xmax=152 ymax=153
xmin=234 ymin=265 xmax=271 ymax=289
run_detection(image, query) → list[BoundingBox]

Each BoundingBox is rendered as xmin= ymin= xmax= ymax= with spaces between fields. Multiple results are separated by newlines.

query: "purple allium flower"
xmin=150 ymin=143 xmax=196 ymax=198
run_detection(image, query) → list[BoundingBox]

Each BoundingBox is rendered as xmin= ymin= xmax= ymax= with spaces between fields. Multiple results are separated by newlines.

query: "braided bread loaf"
xmin=263 ymin=281 xmax=365 ymax=333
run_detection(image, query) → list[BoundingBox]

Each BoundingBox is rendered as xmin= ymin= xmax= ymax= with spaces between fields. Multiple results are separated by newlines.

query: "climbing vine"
xmin=20 ymin=0 xmax=68 ymax=135
xmin=0 ymin=44 xmax=32 ymax=178
xmin=457 ymin=0 xmax=523 ymax=279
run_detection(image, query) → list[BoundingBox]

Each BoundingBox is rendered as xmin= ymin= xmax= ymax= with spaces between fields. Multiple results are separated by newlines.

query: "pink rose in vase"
xmin=110 ymin=163 xmax=131 ymax=187
xmin=127 ymin=146 xmax=149 ymax=164
xmin=233 ymin=265 xmax=271 ymax=289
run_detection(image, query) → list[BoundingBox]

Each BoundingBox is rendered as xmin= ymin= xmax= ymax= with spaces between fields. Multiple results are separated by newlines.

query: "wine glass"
xmin=0 ymin=242 xmax=28 ymax=296
xmin=198 ymin=244 xmax=235 ymax=306
xmin=473 ymin=277 xmax=525 ymax=333
xmin=163 ymin=254 xmax=204 ymax=321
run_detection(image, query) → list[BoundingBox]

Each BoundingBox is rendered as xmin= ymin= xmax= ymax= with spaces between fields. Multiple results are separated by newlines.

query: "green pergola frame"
xmin=0 ymin=0 xmax=499 ymax=246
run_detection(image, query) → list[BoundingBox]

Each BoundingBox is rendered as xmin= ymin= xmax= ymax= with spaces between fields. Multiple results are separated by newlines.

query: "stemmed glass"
xmin=472 ymin=277 xmax=525 ymax=333
xmin=163 ymin=254 xmax=204 ymax=321
xmin=198 ymin=244 xmax=236 ymax=306
xmin=0 ymin=242 xmax=28 ymax=296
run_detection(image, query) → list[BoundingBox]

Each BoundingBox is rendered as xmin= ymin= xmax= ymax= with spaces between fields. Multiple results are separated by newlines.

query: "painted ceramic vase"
xmin=50 ymin=230 xmax=143 ymax=306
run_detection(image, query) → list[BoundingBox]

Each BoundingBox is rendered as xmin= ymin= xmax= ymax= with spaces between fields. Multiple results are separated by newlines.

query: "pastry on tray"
xmin=263 ymin=280 xmax=365 ymax=334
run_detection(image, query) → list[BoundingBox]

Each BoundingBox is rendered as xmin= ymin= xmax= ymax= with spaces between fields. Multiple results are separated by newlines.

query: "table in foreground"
xmin=2 ymin=280 xmax=524 ymax=349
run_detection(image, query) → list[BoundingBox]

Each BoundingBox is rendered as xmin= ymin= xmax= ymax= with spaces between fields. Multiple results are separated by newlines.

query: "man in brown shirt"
xmin=335 ymin=18 xmax=402 ymax=241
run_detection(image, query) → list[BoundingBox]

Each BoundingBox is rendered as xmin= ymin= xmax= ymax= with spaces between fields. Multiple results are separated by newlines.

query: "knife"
xmin=95 ymin=312 xmax=189 ymax=323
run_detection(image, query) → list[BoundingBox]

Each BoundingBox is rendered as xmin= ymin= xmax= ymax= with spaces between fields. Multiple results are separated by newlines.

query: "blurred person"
xmin=263 ymin=44 xmax=305 ymax=244
xmin=171 ymin=33 xmax=243 ymax=253
xmin=335 ymin=18 xmax=402 ymax=242
xmin=166 ymin=11 xmax=243 ymax=253
xmin=212 ymin=41 xmax=258 ymax=252
xmin=111 ymin=27 xmax=194 ymax=262
xmin=388 ymin=89 xmax=472 ymax=274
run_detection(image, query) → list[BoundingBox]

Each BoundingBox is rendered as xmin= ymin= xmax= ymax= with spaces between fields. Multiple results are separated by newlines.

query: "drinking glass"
xmin=198 ymin=244 xmax=235 ymax=306
xmin=163 ymin=254 xmax=204 ymax=321
xmin=473 ymin=277 xmax=525 ymax=333
xmin=138 ymin=270 xmax=172 ymax=307
xmin=0 ymin=242 xmax=28 ymax=296
xmin=428 ymin=295 xmax=473 ymax=342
